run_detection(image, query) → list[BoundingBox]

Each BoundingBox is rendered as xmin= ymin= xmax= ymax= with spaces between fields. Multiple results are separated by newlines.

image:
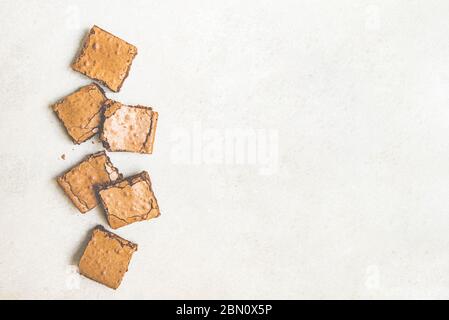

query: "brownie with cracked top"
xmin=98 ymin=171 xmax=160 ymax=229
xmin=71 ymin=25 xmax=137 ymax=92
xmin=57 ymin=151 xmax=122 ymax=213
xmin=52 ymin=83 xmax=106 ymax=144
xmin=100 ymin=99 xmax=158 ymax=154
xmin=79 ymin=225 xmax=137 ymax=289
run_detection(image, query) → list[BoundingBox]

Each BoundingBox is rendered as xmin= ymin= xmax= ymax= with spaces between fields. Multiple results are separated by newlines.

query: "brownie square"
xmin=52 ymin=83 xmax=106 ymax=144
xmin=100 ymin=99 xmax=158 ymax=154
xmin=79 ymin=226 xmax=138 ymax=289
xmin=98 ymin=171 xmax=160 ymax=229
xmin=57 ymin=151 xmax=122 ymax=213
xmin=71 ymin=25 xmax=137 ymax=92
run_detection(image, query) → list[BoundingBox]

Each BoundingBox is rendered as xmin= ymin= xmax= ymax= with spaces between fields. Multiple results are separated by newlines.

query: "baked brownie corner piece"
xmin=51 ymin=83 xmax=106 ymax=144
xmin=98 ymin=171 xmax=160 ymax=229
xmin=71 ymin=25 xmax=138 ymax=92
xmin=100 ymin=100 xmax=158 ymax=154
xmin=79 ymin=225 xmax=138 ymax=289
xmin=57 ymin=151 xmax=122 ymax=213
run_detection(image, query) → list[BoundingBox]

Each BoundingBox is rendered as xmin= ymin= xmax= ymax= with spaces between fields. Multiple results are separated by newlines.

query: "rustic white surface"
xmin=1 ymin=0 xmax=449 ymax=299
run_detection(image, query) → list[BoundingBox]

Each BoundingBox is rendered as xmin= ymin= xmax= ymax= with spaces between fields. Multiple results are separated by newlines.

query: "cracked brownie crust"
xmin=98 ymin=171 xmax=160 ymax=229
xmin=52 ymin=83 xmax=106 ymax=144
xmin=57 ymin=151 xmax=122 ymax=213
xmin=79 ymin=225 xmax=138 ymax=289
xmin=100 ymin=100 xmax=158 ymax=154
xmin=71 ymin=25 xmax=137 ymax=92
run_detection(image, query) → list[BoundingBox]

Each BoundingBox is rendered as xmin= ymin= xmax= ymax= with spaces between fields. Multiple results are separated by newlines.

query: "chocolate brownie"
xmin=100 ymin=99 xmax=158 ymax=154
xmin=57 ymin=151 xmax=122 ymax=213
xmin=71 ymin=25 xmax=137 ymax=92
xmin=98 ymin=171 xmax=160 ymax=229
xmin=52 ymin=83 xmax=106 ymax=144
xmin=79 ymin=226 xmax=138 ymax=289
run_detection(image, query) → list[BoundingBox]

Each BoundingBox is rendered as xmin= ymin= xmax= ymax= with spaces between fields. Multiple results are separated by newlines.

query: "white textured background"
xmin=1 ymin=0 xmax=449 ymax=299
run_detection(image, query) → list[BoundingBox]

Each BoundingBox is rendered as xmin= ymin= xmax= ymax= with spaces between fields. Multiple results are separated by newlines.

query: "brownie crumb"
xmin=61 ymin=154 xmax=66 ymax=160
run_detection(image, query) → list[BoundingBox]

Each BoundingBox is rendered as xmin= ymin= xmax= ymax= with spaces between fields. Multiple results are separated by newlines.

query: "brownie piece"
xmin=71 ymin=25 xmax=137 ymax=92
xmin=52 ymin=83 xmax=106 ymax=144
xmin=98 ymin=171 xmax=160 ymax=229
xmin=57 ymin=151 xmax=122 ymax=213
xmin=100 ymin=100 xmax=158 ymax=154
xmin=79 ymin=226 xmax=138 ymax=289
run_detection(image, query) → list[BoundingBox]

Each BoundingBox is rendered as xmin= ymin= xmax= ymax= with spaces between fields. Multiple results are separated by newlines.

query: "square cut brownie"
xmin=98 ymin=171 xmax=160 ymax=229
xmin=79 ymin=226 xmax=138 ymax=289
xmin=100 ymin=99 xmax=158 ymax=154
xmin=71 ymin=25 xmax=137 ymax=92
xmin=52 ymin=83 xmax=106 ymax=144
xmin=57 ymin=151 xmax=122 ymax=213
